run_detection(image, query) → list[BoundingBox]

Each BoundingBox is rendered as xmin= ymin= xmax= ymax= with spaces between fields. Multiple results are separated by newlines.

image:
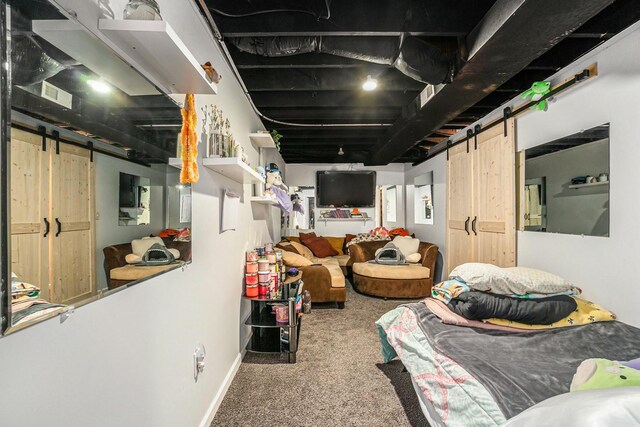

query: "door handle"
xmin=43 ymin=218 xmax=50 ymax=237
xmin=55 ymin=218 xmax=62 ymax=237
xmin=472 ymin=216 xmax=478 ymax=235
xmin=464 ymin=217 xmax=470 ymax=235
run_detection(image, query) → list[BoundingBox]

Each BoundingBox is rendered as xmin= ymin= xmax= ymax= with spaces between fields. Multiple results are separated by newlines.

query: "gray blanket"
xmin=405 ymin=302 xmax=640 ymax=419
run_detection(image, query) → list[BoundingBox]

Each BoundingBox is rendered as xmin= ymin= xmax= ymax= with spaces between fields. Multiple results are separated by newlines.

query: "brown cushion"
xmin=324 ymin=237 xmax=345 ymax=255
xmin=311 ymin=256 xmax=340 ymax=266
xmin=334 ymin=254 xmax=351 ymax=267
xmin=284 ymin=236 xmax=301 ymax=244
xmin=353 ymin=262 xmax=430 ymax=280
xmin=304 ymin=236 xmax=339 ymax=258
xmin=282 ymin=250 xmax=313 ymax=267
xmin=344 ymin=234 xmax=356 ymax=253
xmin=298 ymin=232 xmax=317 ymax=245
xmin=289 ymin=241 xmax=314 ymax=259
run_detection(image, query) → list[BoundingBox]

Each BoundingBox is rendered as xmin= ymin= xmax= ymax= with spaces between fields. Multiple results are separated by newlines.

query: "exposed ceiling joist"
xmin=252 ymin=90 xmax=418 ymax=109
xmin=368 ymin=0 xmax=615 ymax=165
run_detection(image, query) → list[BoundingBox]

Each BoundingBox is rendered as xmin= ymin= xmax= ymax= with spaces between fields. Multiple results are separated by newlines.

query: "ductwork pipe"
xmin=228 ymin=35 xmax=458 ymax=84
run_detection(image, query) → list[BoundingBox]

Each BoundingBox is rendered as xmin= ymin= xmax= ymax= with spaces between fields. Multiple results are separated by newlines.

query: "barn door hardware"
xmin=38 ymin=126 xmax=47 ymax=151
xmin=52 ymin=131 xmax=60 ymax=155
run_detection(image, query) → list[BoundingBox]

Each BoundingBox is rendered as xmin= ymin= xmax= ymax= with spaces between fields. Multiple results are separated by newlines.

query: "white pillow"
xmin=406 ymin=253 xmax=422 ymax=263
xmin=131 ymin=236 xmax=165 ymax=257
xmin=391 ymin=236 xmax=420 ymax=258
xmin=449 ymin=263 xmax=574 ymax=295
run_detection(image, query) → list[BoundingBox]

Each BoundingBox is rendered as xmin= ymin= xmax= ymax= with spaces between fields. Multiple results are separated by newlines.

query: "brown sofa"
xmin=349 ymin=240 xmax=438 ymax=298
xmin=277 ymin=240 xmax=347 ymax=308
xmin=103 ymin=238 xmax=192 ymax=289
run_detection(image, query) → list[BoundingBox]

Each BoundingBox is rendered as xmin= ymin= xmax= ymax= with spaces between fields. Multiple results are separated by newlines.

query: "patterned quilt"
xmin=376 ymin=307 xmax=506 ymax=427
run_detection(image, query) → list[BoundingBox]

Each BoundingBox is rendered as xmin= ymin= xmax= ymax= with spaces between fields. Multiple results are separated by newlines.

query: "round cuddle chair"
xmin=349 ymin=240 xmax=438 ymax=299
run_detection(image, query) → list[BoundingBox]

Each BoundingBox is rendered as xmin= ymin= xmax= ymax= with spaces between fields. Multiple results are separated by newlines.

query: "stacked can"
xmin=245 ymin=250 xmax=259 ymax=297
xmin=257 ymin=256 xmax=270 ymax=296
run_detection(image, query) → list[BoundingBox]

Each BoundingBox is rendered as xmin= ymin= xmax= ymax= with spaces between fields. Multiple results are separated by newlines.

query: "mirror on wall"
xmin=414 ymin=172 xmax=434 ymax=225
xmin=385 ymin=186 xmax=397 ymax=222
xmin=3 ymin=0 xmax=193 ymax=334
xmin=521 ymin=124 xmax=609 ymax=237
xmin=119 ymin=173 xmax=151 ymax=226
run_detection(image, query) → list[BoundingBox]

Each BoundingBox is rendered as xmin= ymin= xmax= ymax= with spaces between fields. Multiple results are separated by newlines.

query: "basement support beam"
xmin=368 ymin=0 xmax=615 ymax=165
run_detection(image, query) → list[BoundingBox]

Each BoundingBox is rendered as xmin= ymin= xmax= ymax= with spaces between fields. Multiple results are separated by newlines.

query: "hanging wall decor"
xmin=521 ymin=81 xmax=553 ymax=111
xmin=180 ymin=93 xmax=199 ymax=184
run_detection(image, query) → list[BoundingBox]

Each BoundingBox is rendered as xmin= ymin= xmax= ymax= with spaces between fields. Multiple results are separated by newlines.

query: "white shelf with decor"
xmin=317 ymin=217 xmax=372 ymax=224
xmin=250 ymin=196 xmax=279 ymax=206
xmin=98 ymin=19 xmax=218 ymax=95
xmin=249 ymin=132 xmax=276 ymax=149
xmin=568 ymin=181 xmax=609 ymax=189
xmin=202 ymin=157 xmax=264 ymax=184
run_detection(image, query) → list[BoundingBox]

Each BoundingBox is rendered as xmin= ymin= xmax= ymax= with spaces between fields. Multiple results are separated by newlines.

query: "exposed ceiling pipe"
xmin=194 ymin=0 xmax=392 ymax=129
xmin=227 ymin=34 xmax=458 ymax=85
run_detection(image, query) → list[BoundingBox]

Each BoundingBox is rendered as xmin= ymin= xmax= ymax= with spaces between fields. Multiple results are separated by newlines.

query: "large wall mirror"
xmin=2 ymin=0 xmax=193 ymax=334
xmin=414 ymin=172 xmax=434 ymax=225
xmin=522 ymin=124 xmax=609 ymax=237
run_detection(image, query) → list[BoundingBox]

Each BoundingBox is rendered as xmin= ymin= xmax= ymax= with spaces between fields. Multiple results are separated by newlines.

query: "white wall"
xmin=404 ymin=156 xmax=447 ymax=282
xmin=0 ymin=2 xmax=283 ymax=427
xmin=285 ymin=163 xmax=405 ymax=236
xmin=403 ymin=22 xmax=640 ymax=326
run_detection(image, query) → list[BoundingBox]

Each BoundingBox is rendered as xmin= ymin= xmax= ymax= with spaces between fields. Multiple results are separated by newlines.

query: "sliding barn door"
xmin=446 ymin=143 xmax=473 ymax=275
xmin=50 ymin=144 xmax=96 ymax=305
xmin=10 ymin=129 xmax=51 ymax=300
xmin=472 ymin=120 xmax=516 ymax=267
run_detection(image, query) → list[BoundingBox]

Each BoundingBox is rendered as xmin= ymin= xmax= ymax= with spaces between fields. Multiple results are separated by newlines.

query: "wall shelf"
xmin=98 ymin=19 xmax=218 ymax=95
xmin=317 ymin=217 xmax=372 ymax=224
xmin=168 ymin=157 xmax=182 ymax=169
xmin=250 ymin=196 xmax=279 ymax=206
xmin=202 ymin=157 xmax=264 ymax=184
xmin=568 ymin=181 xmax=609 ymax=189
xmin=249 ymin=132 xmax=276 ymax=149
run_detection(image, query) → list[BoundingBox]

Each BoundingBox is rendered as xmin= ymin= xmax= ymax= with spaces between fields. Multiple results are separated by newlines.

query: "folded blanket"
xmin=431 ymin=279 xmax=469 ymax=303
xmin=423 ymin=298 xmax=535 ymax=333
xmin=448 ymin=291 xmax=577 ymax=324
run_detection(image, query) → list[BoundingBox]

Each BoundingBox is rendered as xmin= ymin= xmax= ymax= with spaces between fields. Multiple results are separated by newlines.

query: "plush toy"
xmin=389 ymin=227 xmax=410 ymax=237
xmin=125 ymin=236 xmax=180 ymax=264
xmin=370 ymin=226 xmax=389 ymax=237
xmin=570 ymin=358 xmax=640 ymax=392
xmin=521 ymin=81 xmax=552 ymax=111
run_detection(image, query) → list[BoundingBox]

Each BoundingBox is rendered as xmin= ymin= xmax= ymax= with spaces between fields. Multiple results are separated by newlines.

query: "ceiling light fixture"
xmin=338 ymin=146 xmax=345 ymax=156
xmin=87 ymin=79 xmax=112 ymax=94
xmin=362 ymin=75 xmax=378 ymax=91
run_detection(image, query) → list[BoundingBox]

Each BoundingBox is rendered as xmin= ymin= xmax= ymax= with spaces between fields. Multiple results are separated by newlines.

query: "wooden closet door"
xmin=50 ymin=144 xmax=96 ymax=305
xmin=446 ymin=142 xmax=473 ymax=275
xmin=9 ymin=129 xmax=51 ymax=301
xmin=472 ymin=120 xmax=516 ymax=267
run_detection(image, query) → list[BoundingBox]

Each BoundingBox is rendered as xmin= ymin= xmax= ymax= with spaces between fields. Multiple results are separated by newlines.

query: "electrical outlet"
xmin=194 ymin=344 xmax=206 ymax=382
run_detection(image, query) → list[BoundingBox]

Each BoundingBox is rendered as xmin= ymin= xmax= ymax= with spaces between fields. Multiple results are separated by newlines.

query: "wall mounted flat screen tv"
xmin=316 ymin=171 xmax=376 ymax=207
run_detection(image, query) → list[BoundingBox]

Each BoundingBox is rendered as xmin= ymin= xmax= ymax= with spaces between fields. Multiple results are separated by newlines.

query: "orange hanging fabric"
xmin=180 ymin=93 xmax=199 ymax=184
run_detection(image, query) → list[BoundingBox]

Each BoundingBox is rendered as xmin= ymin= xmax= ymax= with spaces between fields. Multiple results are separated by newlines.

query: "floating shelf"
xmin=250 ymin=196 xmax=279 ymax=206
xmin=317 ymin=217 xmax=372 ymax=224
xmin=569 ymin=181 xmax=609 ymax=189
xmin=98 ymin=19 xmax=218 ymax=95
xmin=202 ymin=157 xmax=264 ymax=184
xmin=249 ymin=132 xmax=276 ymax=149
xmin=168 ymin=157 xmax=182 ymax=169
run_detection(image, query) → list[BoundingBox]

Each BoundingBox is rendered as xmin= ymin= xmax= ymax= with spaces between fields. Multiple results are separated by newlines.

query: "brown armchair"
xmin=103 ymin=238 xmax=192 ymax=289
xmin=349 ymin=240 xmax=438 ymax=298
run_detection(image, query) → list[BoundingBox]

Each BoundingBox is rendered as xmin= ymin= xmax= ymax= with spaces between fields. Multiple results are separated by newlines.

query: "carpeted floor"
xmin=211 ymin=282 xmax=429 ymax=427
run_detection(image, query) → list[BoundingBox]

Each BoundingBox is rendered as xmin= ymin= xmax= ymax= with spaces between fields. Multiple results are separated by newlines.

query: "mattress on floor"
xmin=376 ymin=303 xmax=640 ymax=427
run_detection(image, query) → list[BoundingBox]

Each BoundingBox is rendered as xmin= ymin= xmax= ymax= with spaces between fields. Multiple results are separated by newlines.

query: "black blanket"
xmin=405 ymin=302 xmax=640 ymax=419
xmin=447 ymin=292 xmax=577 ymax=324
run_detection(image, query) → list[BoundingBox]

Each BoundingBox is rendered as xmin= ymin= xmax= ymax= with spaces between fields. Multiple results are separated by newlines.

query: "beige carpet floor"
xmin=211 ymin=283 xmax=429 ymax=427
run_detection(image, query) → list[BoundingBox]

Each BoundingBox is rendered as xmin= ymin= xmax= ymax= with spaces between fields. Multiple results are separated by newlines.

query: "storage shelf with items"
xmin=250 ymin=196 xmax=279 ymax=206
xmin=244 ymin=245 xmax=303 ymax=363
xmin=202 ymin=157 xmax=264 ymax=184
xmin=317 ymin=217 xmax=372 ymax=224
xmin=568 ymin=181 xmax=609 ymax=189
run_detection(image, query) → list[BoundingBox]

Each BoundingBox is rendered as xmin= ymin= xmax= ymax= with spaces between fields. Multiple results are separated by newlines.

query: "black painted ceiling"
xmin=202 ymin=0 xmax=640 ymax=164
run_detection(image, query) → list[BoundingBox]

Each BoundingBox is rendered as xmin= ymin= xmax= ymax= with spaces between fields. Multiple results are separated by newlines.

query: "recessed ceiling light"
xmin=87 ymin=79 xmax=112 ymax=94
xmin=362 ymin=75 xmax=377 ymax=91
xmin=338 ymin=146 xmax=345 ymax=156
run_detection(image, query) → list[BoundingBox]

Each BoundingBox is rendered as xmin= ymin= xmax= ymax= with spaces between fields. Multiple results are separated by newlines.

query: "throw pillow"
xmin=392 ymin=236 xmax=420 ymax=258
xmin=323 ymin=237 xmax=345 ymax=255
xmin=343 ymin=234 xmax=357 ymax=253
xmin=289 ymin=241 xmax=314 ymax=260
xmin=281 ymin=250 xmax=313 ymax=268
xmin=131 ymin=236 xmax=165 ymax=257
xmin=304 ymin=236 xmax=339 ymax=258
xmin=298 ymin=232 xmax=317 ymax=245
xmin=406 ymin=253 xmax=421 ymax=263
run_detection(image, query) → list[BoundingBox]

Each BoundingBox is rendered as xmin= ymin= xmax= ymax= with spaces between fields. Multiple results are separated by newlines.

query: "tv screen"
xmin=316 ymin=171 xmax=376 ymax=207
